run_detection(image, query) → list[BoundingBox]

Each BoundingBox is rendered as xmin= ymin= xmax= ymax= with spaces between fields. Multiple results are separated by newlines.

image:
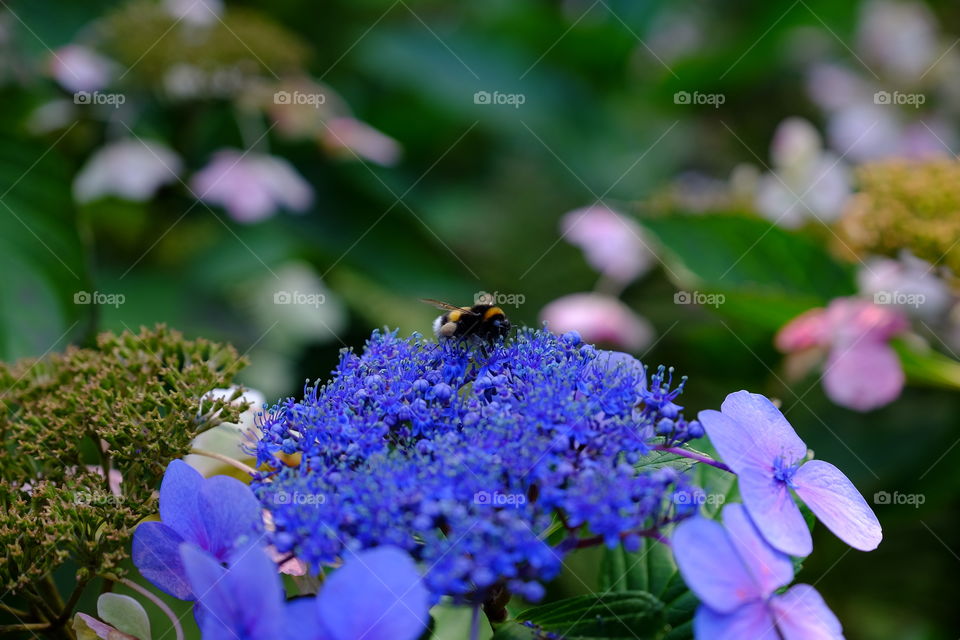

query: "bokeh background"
xmin=4 ymin=0 xmax=960 ymax=637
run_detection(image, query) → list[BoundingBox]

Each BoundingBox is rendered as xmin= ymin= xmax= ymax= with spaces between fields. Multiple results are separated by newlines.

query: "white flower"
xmin=857 ymin=252 xmax=952 ymax=320
xmin=857 ymin=0 xmax=939 ymax=81
xmin=73 ymin=139 xmax=181 ymax=203
xmin=186 ymin=386 xmax=265 ymax=475
xmin=163 ymin=0 xmax=224 ymax=26
xmin=49 ymin=45 xmax=114 ymax=93
xmin=755 ymin=118 xmax=851 ymax=228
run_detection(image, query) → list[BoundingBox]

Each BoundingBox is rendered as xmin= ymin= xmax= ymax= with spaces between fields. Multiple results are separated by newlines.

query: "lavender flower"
xmin=180 ymin=543 xmax=429 ymax=640
xmin=698 ymin=391 xmax=882 ymax=556
xmin=132 ymin=460 xmax=263 ymax=599
xmin=673 ymin=503 xmax=844 ymax=639
xmin=252 ymin=328 xmax=696 ymax=603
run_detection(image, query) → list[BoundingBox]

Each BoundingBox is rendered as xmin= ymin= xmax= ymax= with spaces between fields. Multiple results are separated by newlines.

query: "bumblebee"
xmin=420 ymin=298 xmax=511 ymax=342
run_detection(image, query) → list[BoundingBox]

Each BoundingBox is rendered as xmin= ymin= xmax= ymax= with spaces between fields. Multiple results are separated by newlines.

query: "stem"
xmin=0 ymin=604 xmax=30 ymax=618
xmin=55 ymin=579 xmax=89 ymax=625
xmin=190 ymin=449 xmax=257 ymax=476
xmin=469 ymin=604 xmax=481 ymax=640
xmin=0 ymin=623 xmax=51 ymax=633
xmin=110 ymin=577 xmax=184 ymax=640
xmin=654 ymin=445 xmax=733 ymax=473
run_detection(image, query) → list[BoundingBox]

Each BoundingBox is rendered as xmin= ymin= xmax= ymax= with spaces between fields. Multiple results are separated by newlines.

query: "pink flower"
xmin=540 ymin=293 xmax=653 ymax=352
xmin=776 ymin=297 xmax=909 ymax=411
xmin=191 ymin=150 xmax=313 ymax=223
xmin=560 ymin=205 xmax=655 ymax=284
xmin=321 ymin=117 xmax=402 ymax=167
xmin=49 ymin=45 xmax=113 ymax=93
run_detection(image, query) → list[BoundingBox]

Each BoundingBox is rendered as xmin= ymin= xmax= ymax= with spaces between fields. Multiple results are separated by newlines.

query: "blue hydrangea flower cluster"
xmin=252 ymin=328 xmax=699 ymax=603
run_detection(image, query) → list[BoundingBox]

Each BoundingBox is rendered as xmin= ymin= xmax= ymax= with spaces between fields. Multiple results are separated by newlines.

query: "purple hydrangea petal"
xmin=198 ymin=475 xmax=264 ymax=559
xmin=132 ymin=522 xmax=192 ymax=600
xmin=721 ymin=503 xmax=794 ymax=597
xmin=181 ymin=543 xmax=285 ymax=640
xmin=316 ymin=547 xmax=430 ymax=640
xmin=719 ymin=391 xmax=807 ymax=464
xmin=697 ymin=409 xmax=772 ymax=474
xmin=793 ymin=460 xmax=882 ymax=551
xmin=823 ymin=341 xmax=904 ymax=412
xmin=285 ymin=598 xmax=330 ymax=640
xmin=770 ymin=584 xmax=844 ymax=640
xmin=159 ymin=460 xmax=207 ymax=546
xmin=672 ymin=516 xmax=761 ymax=613
xmin=739 ymin=467 xmax=812 ymax=557
xmin=693 ymin=602 xmax=780 ymax=640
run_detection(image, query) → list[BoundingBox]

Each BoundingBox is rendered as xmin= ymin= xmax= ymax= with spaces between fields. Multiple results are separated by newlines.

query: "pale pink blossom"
xmin=776 ymin=297 xmax=909 ymax=411
xmin=191 ymin=150 xmax=313 ymax=223
xmin=540 ymin=293 xmax=653 ymax=352
xmin=73 ymin=139 xmax=181 ymax=203
xmin=49 ymin=45 xmax=113 ymax=93
xmin=560 ymin=205 xmax=654 ymax=284
xmin=321 ymin=117 xmax=402 ymax=167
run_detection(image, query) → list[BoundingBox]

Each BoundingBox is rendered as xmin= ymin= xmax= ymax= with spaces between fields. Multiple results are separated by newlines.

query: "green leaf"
xmin=633 ymin=449 xmax=697 ymax=474
xmin=599 ymin=458 xmax=738 ymax=639
xmin=641 ymin=213 xmax=855 ymax=329
xmin=892 ymin=338 xmax=960 ymax=391
xmin=493 ymin=591 xmax=666 ymax=640
xmin=97 ymin=593 xmax=151 ymax=640
xmin=0 ymin=133 xmax=89 ymax=360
